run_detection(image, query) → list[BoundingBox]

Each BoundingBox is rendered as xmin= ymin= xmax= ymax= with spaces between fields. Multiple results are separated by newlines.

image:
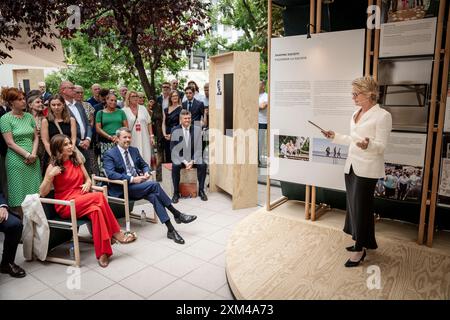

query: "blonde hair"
xmin=124 ymin=90 xmax=138 ymax=108
xmin=352 ymin=76 xmax=379 ymax=102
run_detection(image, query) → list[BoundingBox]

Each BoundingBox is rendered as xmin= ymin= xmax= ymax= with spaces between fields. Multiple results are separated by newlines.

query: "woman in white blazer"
xmin=323 ymin=76 xmax=392 ymax=268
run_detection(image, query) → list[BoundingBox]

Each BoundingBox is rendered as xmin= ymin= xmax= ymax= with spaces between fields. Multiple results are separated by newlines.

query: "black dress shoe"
xmin=0 ymin=263 xmax=26 ymax=278
xmin=167 ymin=230 xmax=185 ymax=244
xmin=175 ymin=213 xmax=197 ymax=224
xmin=172 ymin=193 xmax=180 ymax=204
xmin=344 ymin=250 xmax=366 ymax=268
xmin=199 ymin=190 xmax=208 ymax=201
xmin=346 ymin=245 xmax=358 ymax=252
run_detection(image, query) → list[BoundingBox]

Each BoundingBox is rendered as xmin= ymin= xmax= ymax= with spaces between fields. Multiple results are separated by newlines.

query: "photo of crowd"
xmin=312 ymin=138 xmax=348 ymax=166
xmin=374 ymin=163 xmax=423 ymax=201
xmin=274 ymin=135 xmax=310 ymax=161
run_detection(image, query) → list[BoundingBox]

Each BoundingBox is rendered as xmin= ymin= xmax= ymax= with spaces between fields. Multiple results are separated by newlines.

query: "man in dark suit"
xmin=182 ymin=87 xmax=205 ymax=125
xmin=60 ymin=81 xmax=93 ymax=174
xmin=103 ymin=127 xmax=197 ymax=245
xmin=0 ymin=192 xmax=26 ymax=278
xmin=170 ymin=109 xmax=208 ymax=203
xmin=156 ymin=82 xmax=171 ymax=111
xmin=38 ymin=81 xmax=52 ymax=105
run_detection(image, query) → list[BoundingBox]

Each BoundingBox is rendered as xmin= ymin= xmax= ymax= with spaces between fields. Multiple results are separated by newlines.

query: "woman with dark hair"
xmin=162 ymin=90 xmax=182 ymax=162
xmin=41 ymin=95 xmax=77 ymax=169
xmin=0 ymin=88 xmax=41 ymax=214
xmin=39 ymin=134 xmax=136 ymax=267
xmin=26 ymin=90 xmax=46 ymax=173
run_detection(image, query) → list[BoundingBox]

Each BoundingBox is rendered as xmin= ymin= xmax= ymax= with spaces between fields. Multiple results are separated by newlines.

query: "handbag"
xmin=53 ymin=121 xmax=86 ymax=163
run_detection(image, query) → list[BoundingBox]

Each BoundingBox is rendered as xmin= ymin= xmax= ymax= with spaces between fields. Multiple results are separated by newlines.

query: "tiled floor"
xmin=0 ymin=189 xmax=277 ymax=300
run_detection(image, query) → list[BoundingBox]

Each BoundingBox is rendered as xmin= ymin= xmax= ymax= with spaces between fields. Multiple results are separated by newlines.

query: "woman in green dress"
xmin=0 ymin=88 xmax=41 ymax=214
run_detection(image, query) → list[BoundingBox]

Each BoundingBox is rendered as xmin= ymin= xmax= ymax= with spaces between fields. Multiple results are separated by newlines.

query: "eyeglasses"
xmin=74 ymin=91 xmax=83 ymax=94
xmin=130 ymin=95 xmax=139 ymax=98
xmin=352 ymin=92 xmax=361 ymax=97
xmin=162 ymin=86 xmax=170 ymax=89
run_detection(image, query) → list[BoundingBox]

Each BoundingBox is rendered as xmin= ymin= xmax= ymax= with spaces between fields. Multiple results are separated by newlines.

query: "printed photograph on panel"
xmin=312 ymin=138 xmax=348 ymax=166
xmin=381 ymin=0 xmax=439 ymax=23
xmin=375 ymin=162 xmax=423 ymax=201
xmin=274 ymin=135 xmax=310 ymax=161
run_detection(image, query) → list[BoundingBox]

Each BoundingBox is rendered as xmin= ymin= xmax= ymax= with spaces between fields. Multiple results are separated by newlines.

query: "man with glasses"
xmin=157 ymin=82 xmax=171 ymax=111
xmin=59 ymin=81 xmax=93 ymax=174
xmin=171 ymin=79 xmax=184 ymax=101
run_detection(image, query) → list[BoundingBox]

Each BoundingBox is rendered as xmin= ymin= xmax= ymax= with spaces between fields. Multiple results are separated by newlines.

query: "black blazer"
xmin=0 ymin=106 xmax=10 ymax=157
xmin=182 ymin=98 xmax=204 ymax=123
xmin=170 ymin=124 xmax=204 ymax=165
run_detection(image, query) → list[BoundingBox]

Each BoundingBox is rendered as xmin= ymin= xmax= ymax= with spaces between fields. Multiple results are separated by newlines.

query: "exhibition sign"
xmin=269 ymin=29 xmax=365 ymax=191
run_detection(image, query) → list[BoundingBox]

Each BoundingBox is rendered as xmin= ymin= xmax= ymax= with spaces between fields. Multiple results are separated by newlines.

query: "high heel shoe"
xmin=346 ymin=245 xmax=357 ymax=252
xmin=344 ymin=249 xmax=366 ymax=268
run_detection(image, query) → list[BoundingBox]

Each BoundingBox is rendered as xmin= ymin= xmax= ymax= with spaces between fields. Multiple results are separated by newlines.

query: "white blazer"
xmin=22 ymin=194 xmax=49 ymax=261
xmin=333 ymin=104 xmax=392 ymax=179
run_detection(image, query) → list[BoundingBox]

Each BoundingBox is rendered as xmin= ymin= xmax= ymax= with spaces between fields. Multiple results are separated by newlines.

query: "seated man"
xmin=0 ymin=192 xmax=26 ymax=278
xmin=170 ymin=110 xmax=208 ymax=203
xmin=103 ymin=127 xmax=196 ymax=244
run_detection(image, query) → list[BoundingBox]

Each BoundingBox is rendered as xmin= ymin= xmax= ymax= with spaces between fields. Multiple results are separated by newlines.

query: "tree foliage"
xmin=201 ymin=0 xmax=283 ymax=79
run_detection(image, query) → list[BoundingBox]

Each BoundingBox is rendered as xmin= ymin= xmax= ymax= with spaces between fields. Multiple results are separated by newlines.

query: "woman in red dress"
xmin=39 ymin=134 xmax=136 ymax=267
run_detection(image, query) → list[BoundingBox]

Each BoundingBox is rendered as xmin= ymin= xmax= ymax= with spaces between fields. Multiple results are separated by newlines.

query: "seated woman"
xmin=39 ymin=134 xmax=136 ymax=268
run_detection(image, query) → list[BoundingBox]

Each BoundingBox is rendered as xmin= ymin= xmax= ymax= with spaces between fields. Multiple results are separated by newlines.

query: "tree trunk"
xmin=128 ymin=42 xmax=164 ymax=179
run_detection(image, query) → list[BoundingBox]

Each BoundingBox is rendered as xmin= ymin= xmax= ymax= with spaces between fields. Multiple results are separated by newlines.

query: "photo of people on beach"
xmin=312 ymin=138 xmax=348 ymax=166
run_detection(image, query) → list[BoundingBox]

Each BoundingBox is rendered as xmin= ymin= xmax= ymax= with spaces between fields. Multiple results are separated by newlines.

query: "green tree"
xmin=201 ymin=0 xmax=284 ymax=79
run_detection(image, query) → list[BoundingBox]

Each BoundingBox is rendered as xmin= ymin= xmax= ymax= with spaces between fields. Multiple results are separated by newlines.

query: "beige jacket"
xmin=22 ymin=194 xmax=49 ymax=261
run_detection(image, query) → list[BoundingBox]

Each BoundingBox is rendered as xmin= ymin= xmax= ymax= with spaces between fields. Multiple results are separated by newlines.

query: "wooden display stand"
xmin=208 ymin=51 xmax=259 ymax=210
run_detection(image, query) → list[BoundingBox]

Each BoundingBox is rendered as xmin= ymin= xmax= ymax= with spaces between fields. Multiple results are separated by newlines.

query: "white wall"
xmin=0 ymin=64 xmax=62 ymax=88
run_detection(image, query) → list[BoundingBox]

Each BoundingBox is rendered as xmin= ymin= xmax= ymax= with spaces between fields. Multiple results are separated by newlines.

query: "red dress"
xmin=53 ymin=160 xmax=120 ymax=259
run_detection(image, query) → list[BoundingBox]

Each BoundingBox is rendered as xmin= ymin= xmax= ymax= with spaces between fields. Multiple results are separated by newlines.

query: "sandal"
xmin=98 ymin=254 xmax=109 ymax=268
xmin=112 ymin=231 xmax=137 ymax=244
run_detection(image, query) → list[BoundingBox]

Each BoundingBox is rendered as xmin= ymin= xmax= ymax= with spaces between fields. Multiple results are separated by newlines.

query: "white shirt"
xmin=118 ymin=145 xmax=136 ymax=182
xmin=66 ymin=100 xmax=86 ymax=140
xmin=333 ymin=104 xmax=392 ymax=179
xmin=258 ymin=92 xmax=268 ymax=124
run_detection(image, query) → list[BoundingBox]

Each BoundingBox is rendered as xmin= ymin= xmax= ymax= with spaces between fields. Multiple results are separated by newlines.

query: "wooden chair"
xmin=92 ymin=171 xmax=158 ymax=232
xmin=40 ymin=185 xmax=107 ymax=267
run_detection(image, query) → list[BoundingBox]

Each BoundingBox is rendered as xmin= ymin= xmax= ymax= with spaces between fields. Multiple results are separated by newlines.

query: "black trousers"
xmin=344 ymin=166 xmax=378 ymax=251
xmin=172 ymin=163 xmax=207 ymax=194
xmin=0 ymin=211 xmax=23 ymax=265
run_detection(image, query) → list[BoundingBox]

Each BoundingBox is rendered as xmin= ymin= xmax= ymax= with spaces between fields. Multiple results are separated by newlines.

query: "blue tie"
xmin=124 ymin=150 xmax=137 ymax=177
xmin=188 ymin=101 xmax=192 ymax=111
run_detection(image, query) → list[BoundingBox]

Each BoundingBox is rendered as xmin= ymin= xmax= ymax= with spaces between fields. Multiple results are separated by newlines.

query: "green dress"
xmin=0 ymin=112 xmax=42 ymax=207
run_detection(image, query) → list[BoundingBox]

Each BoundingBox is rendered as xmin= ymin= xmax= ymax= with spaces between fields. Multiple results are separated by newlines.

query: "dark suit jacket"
xmin=41 ymin=92 xmax=52 ymax=104
xmin=182 ymin=98 xmax=204 ymax=123
xmin=0 ymin=106 xmax=11 ymax=157
xmin=170 ymin=124 xmax=204 ymax=165
xmin=103 ymin=146 xmax=150 ymax=198
xmin=67 ymin=101 xmax=93 ymax=145
xmin=0 ymin=192 xmax=6 ymax=207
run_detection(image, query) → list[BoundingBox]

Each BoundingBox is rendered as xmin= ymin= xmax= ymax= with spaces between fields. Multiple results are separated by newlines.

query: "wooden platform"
xmin=226 ymin=201 xmax=450 ymax=299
